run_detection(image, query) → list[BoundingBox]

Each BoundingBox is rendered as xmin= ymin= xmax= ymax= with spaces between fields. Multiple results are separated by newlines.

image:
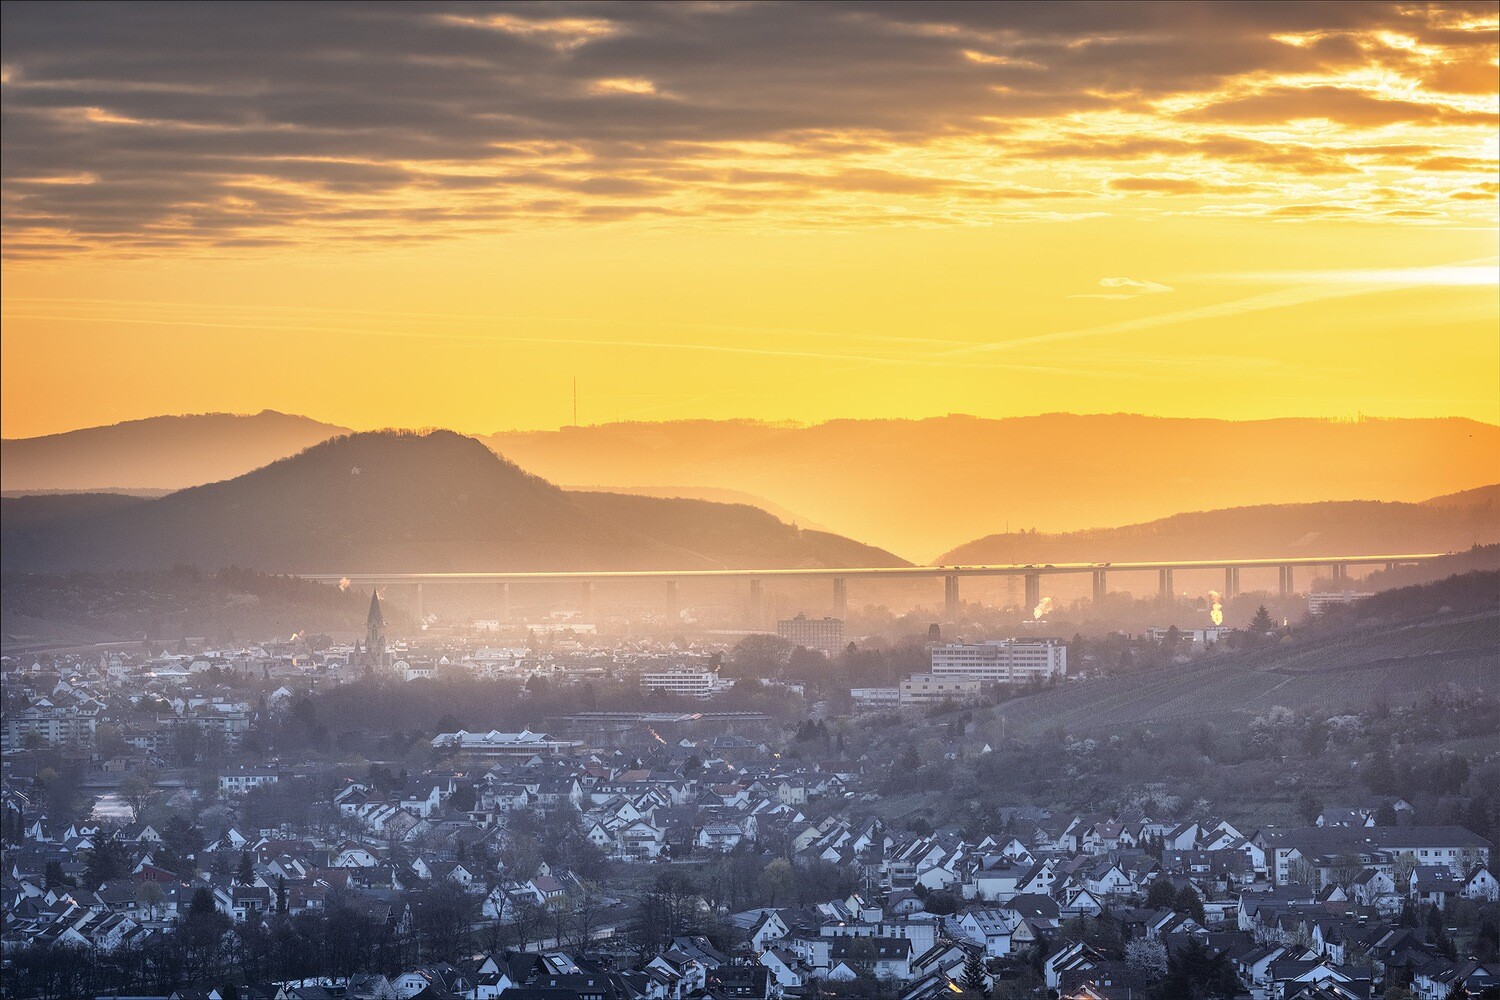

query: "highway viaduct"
xmin=299 ymin=553 xmax=1447 ymax=626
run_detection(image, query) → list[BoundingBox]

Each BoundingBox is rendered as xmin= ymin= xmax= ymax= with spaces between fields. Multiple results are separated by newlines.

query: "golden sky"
xmin=2 ymin=2 xmax=1497 ymax=437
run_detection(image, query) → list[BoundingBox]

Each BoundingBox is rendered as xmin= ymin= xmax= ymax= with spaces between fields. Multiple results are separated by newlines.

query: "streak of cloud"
xmin=2 ymin=2 xmax=1496 ymax=258
xmin=948 ymin=260 xmax=1496 ymax=357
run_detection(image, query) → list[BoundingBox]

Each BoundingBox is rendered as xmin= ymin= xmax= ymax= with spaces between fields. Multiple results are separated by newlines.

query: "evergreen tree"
xmin=1366 ymin=747 xmax=1397 ymax=796
xmin=1434 ymin=923 xmax=1457 ymax=961
xmin=958 ymin=950 xmax=988 ymax=996
xmin=1145 ymin=877 xmax=1176 ymax=910
xmin=235 ymin=851 xmax=256 ymax=885
xmin=1174 ymin=884 xmax=1206 ymax=923
xmin=1249 ymin=605 xmax=1275 ymax=634
xmin=44 ymin=860 xmax=69 ymax=891
xmin=84 ymin=838 xmax=129 ymax=889
xmin=1157 ymin=937 xmax=1237 ymax=998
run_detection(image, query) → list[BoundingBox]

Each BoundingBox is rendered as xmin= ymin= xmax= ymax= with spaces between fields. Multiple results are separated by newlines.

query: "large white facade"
xmin=640 ymin=667 xmax=734 ymax=699
xmin=929 ymin=639 xmax=1067 ymax=684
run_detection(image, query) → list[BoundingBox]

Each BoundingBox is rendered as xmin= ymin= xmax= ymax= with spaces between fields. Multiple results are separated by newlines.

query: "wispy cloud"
xmin=1209 ymin=262 xmax=1499 ymax=286
xmin=2 ymin=2 xmax=1495 ymax=258
xmin=1071 ymin=276 xmax=1176 ymax=299
xmin=951 ymin=260 xmax=1496 ymax=357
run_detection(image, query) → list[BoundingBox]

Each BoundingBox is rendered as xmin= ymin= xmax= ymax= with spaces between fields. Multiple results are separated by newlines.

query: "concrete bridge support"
xmin=1331 ymin=563 xmax=1349 ymax=584
xmin=750 ymin=578 xmax=765 ymax=629
xmin=943 ymin=575 xmax=960 ymax=621
xmin=1091 ymin=570 xmax=1107 ymax=605
xmin=415 ymin=582 xmax=424 ymax=621
xmin=1158 ymin=568 xmax=1174 ymax=602
xmin=1023 ymin=573 xmax=1041 ymax=611
xmin=833 ymin=577 xmax=848 ymax=621
xmin=665 ymin=580 xmax=679 ymax=623
xmin=1279 ymin=565 xmax=1294 ymax=598
xmin=498 ymin=582 xmax=510 ymax=623
xmin=580 ymin=581 xmax=595 ymax=622
xmin=1224 ymin=567 xmax=1240 ymax=599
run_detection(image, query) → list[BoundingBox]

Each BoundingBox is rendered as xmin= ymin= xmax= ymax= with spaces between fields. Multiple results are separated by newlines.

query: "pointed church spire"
xmin=365 ymin=590 xmax=386 ymax=670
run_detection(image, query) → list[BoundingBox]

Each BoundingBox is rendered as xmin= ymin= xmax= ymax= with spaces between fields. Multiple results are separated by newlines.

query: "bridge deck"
xmin=301 ymin=553 xmax=1446 ymax=584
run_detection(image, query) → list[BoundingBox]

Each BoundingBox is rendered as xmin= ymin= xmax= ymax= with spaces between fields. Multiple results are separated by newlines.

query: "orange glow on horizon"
xmin=0 ymin=3 xmax=1495 ymax=437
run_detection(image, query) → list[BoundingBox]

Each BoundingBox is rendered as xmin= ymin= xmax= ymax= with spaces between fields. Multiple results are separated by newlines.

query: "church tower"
xmin=364 ymin=590 xmax=386 ymax=670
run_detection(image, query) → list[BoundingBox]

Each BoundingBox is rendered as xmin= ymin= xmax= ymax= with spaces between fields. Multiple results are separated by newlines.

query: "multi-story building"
xmin=899 ymin=674 xmax=981 ymax=707
xmin=640 ymin=667 xmax=735 ymax=700
xmin=929 ymin=639 xmax=1067 ymax=684
xmin=1145 ymin=626 xmax=1233 ymax=649
xmin=851 ymin=687 xmax=900 ymax=711
xmin=778 ymin=615 xmax=845 ymax=655
xmin=1268 ymin=826 xmax=1492 ymax=885
xmin=1 ymin=702 xmax=101 ymax=749
xmin=218 ymin=766 xmax=282 ymax=795
xmin=1308 ymin=591 xmax=1376 ymax=615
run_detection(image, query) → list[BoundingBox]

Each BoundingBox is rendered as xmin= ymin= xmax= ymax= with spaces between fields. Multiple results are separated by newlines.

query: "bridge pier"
xmin=415 ymin=582 xmax=424 ymax=621
xmin=1331 ymin=563 xmax=1348 ymax=584
xmin=833 ymin=577 xmax=847 ymax=621
xmin=665 ymin=580 xmax=679 ymax=623
xmin=1223 ymin=567 xmax=1240 ymax=599
xmin=580 ymin=581 xmax=595 ymax=622
xmin=1158 ymin=568 xmax=1174 ymax=602
xmin=750 ymin=578 xmax=765 ymax=629
xmin=499 ymin=582 xmax=510 ymax=624
xmin=1024 ymin=573 xmax=1041 ymax=611
xmin=1091 ymin=570 xmax=1107 ymax=605
xmin=943 ymin=575 xmax=959 ymax=621
xmin=1279 ymin=565 xmax=1294 ymax=598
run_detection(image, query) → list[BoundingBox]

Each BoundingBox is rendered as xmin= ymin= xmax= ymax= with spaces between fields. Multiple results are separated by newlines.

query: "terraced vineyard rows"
xmin=988 ymin=609 xmax=1499 ymax=742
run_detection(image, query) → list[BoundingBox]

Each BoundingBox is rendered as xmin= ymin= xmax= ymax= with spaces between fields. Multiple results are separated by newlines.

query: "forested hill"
xmin=7 ymin=412 xmax=1496 ymax=560
xmin=1 ymin=410 xmax=348 ymax=492
xmin=0 ymin=430 xmax=907 ymax=574
xmin=938 ymin=493 xmax=1500 ymax=565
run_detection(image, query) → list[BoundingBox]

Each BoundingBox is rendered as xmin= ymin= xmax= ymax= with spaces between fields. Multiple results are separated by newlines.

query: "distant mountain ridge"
xmin=1 ymin=410 xmax=349 ymax=492
xmin=0 ymin=430 xmax=906 ymax=574
xmin=937 ymin=492 xmax=1500 ymax=565
xmin=485 ymin=414 xmax=1500 ymax=558
xmin=6 ymin=411 xmax=1497 ymax=558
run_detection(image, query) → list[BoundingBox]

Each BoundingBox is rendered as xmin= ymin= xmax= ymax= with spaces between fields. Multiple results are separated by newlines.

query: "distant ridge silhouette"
xmin=0 ymin=430 xmax=907 ymax=573
xmin=6 ymin=411 xmax=1496 ymax=558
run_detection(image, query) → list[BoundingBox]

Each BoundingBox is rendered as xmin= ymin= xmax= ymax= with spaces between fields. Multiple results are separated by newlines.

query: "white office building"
xmin=929 ymin=639 xmax=1067 ymax=684
xmin=640 ymin=667 xmax=735 ymax=700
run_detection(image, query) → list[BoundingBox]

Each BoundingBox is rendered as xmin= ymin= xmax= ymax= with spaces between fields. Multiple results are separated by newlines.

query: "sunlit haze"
xmin=2 ymin=2 xmax=1497 ymax=436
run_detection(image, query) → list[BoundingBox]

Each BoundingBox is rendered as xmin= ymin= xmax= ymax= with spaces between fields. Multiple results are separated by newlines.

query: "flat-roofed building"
xmin=778 ymin=615 xmax=845 ymax=654
xmin=930 ymin=638 xmax=1067 ymax=684
xmin=1145 ymin=626 xmax=1233 ymax=649
xmin=430 ymin=729 xmax=582 ymax=756
xmin=899 ymin=674 xmax=981 ymax=707
xmin=851 ymin=687 xmax=900 ymax=711
xmin=641 ymin=667 xmax=735 ymax=700
xmin=1308 ymin=590 xmax=1376 ymax=615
